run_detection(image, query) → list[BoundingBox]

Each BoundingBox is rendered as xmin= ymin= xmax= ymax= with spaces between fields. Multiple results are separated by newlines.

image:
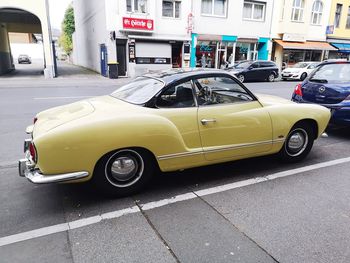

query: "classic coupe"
xmin=19 ymin=69 xmax=331 ymax=196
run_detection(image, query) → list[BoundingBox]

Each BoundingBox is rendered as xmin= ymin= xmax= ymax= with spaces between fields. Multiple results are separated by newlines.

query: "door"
xmin=194 ymin=74 xmax=272 ymax=161
xmin=100 ymin=44 xmax=108 ymax=77
xmin=116 ymin=39 xmax=127 ymax=76
xmin=246 ymin=62 xmax=260 ymax=81
xmin=155 ymin=80 xmax=204 ymax=166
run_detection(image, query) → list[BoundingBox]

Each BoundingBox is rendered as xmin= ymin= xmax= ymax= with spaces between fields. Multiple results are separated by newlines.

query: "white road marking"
xmin=1 ymin=156 xmax=350 ymax=247
xmin=33 ymin=96 xmax=94 ymax=100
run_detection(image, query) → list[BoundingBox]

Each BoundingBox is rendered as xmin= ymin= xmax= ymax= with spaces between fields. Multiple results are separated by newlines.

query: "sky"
xmin=48 ymin=0 xmax=73 ymax=30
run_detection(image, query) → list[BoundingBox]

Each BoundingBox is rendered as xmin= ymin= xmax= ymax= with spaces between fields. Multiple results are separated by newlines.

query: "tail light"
xmin=294 ymin=84 xmax=303 ymax=96
xmin=29 ymin=142 xmax=37 ymax=163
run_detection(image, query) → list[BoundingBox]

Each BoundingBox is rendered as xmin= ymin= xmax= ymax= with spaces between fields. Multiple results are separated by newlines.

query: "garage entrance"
xmin=0 ymin=4 xmax=55 ymax=78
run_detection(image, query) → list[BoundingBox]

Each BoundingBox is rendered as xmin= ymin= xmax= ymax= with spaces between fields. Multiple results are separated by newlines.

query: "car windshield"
xmin=111 ymin=77 xmax=164 ymax=104
xmin=292 ymin=62 xmax=309 ymax=68
xmin=310 ymin=63 xmax=350 ymax=83
xmin=234 ymin=62 xmax=252 ymax=69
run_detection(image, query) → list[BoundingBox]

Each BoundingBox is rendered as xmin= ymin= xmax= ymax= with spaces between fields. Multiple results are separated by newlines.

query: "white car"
xmin=281 ymin=62 xmax=320 ymax=81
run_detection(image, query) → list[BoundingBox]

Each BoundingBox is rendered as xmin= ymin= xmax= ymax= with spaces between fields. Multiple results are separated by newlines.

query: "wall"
xmin=73 ymin=0 xmax=108 ymax=73
xmin=192 ymin=0 xmax=274 ymax=39
xmin=271 ymin=0 xmax=332 ymax=41
xmin=327 ymin=0 xmax=350 ymax=40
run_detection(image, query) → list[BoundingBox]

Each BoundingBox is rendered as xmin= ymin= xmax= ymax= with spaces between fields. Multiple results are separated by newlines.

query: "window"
xmin=156 ymin=82 xmax=195 ymax=108
xmin=126 ymin=0 xmax=147 ymax=13
xmin=311 ymin=1 xmax=323 ymax=25
xmin=243 ymin=1 xmax=266 ymax=21
xmin=334 ymin=4 xmax=342 ymax=28
xmin=201 ymin=0 xmax=227 ymax=17
xmin=194 ymin=76 xmax=254 ymax=106
xmin=111 ymin=77 xmax=164 ymax=105
xmin=346 ymin=6 xmax=350 ymax=28
xmin=162 ymin=1 xmax=181 ymax=18
xmin=291 ymin=0 xmax=304 ymax=22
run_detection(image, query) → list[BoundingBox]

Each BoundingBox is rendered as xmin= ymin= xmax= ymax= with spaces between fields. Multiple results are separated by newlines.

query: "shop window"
xmin=136 ymin=57 xmax=171 ymax=64
xmin=126 ymin=0 xmax=147 ymax=13
xmin=291 ymin=0 xmax=304 ymax=22
xmin=196 ymin=41 xmax=217 ymax=68
xmin=201 ymin=0 xmax=227 ymax=17
xmin=311 ymin=1 xmax=323 ymax=25
xmin=243 ymin=1 xmax=266 ymax=21
xmin=346 ymin=6 xmax=350 ymax=29
xmin=334 ymin=4 xmax=342 ymax=28
xmin=162 ymin=1 xmax=181 ymax=18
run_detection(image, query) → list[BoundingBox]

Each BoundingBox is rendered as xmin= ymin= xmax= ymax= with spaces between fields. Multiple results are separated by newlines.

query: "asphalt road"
xmin=1 ymin=63 xmax=350 ymax=263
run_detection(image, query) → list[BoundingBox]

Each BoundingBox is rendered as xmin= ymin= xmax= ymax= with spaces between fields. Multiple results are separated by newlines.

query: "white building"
xmin=73 ymin=0 xmax=275 ymax=77
xmin=270 ymin=0 xmax=336 ymax=68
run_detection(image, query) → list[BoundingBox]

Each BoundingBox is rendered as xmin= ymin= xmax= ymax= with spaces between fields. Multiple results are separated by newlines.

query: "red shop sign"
xmin=122 ymin=17 xmax=154 ymax=31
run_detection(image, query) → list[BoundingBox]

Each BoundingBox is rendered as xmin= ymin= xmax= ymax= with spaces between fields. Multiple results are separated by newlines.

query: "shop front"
xmin=273 ymin=39 xmax=337 ymax=69
xmin=329 ymin=42 xmax=350 ymax=60
xmin=118 ymin=17 xmax=191 ymax=77
xmin=190 ymin=34 xmax=270 ymax=68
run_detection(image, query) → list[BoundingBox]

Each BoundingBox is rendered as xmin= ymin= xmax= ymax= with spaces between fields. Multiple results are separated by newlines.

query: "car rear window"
xmin=310 ymin=63 xmax=350 ymax=83
xmin=111 ymin=77 xmax=164 ymax=104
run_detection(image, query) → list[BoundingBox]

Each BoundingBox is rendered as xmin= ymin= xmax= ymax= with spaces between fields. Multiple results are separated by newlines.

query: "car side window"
xmin=308 ymin=63 xmax=318 ymax=69
xmin=156 ymin=81 xmax=195 ymax=108
xmin=251 ymin=63 xmax=259 ymax=68
xmin=194 ymin=76 xmax=254 ymax=106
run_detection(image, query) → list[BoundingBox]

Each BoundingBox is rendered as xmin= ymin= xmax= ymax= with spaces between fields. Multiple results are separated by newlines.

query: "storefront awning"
xmin=331 ymin=43 xmax=350 ymax=53
xmin=274 ymin=39 xmax=337 ymax=51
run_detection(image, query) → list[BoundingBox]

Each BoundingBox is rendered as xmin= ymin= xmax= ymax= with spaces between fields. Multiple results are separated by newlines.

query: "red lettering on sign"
xmin=122 ymin=17 xmax=154 ymax=31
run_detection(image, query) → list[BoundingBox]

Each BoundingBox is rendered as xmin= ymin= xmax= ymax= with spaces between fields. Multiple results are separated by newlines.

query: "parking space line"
xmin=1 ymin=156 xmax=350 ymax=247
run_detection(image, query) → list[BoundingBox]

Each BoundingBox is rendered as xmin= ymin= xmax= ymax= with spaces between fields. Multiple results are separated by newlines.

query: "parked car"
xmin=292 ymin=61 xmax=350 ymax=126
xmin=19 ymin=69 xmax=330 ymax=196
xmin=18 ymin=54 xmax=32 ymax=64
xmin=226 ymin=60 xmax=279 ymax=83
xmin=281 ymin=62 xmax=320 ymax=81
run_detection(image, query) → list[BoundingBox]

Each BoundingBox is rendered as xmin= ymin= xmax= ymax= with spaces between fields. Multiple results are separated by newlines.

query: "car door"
xmin=155 ymin=80 xmax=204 ymax=165
xmin=246 ymin=62 xmax=260 ymax=81
xmin=194 ymin=74 xmax=273 ymax=161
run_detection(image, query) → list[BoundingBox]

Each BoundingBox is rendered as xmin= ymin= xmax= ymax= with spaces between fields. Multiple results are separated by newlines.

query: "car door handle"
xmin=201 ymin=119 xmax=216 ymax=125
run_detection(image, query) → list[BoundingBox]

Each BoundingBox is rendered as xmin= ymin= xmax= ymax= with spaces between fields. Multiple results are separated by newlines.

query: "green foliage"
xmin=59 ymin=4 xmax=75 ymax=55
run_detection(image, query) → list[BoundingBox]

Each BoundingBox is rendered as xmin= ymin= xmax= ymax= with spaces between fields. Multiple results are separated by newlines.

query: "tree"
xmin=59 ymin=4 xmax=75 ymax=55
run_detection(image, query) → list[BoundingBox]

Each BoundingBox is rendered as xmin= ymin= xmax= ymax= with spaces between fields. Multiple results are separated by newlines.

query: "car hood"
xmin=33 ymin=96 xmax=139 ymax=137
xmin=282 ymin=68 xmax=303 ymax=73
xmin=256 ymin=93 xmax=294 ymax=106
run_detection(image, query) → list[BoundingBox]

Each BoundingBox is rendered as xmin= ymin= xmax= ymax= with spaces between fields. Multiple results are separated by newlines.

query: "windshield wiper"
xmin=310 ymin=78 xmax=328 ymax=83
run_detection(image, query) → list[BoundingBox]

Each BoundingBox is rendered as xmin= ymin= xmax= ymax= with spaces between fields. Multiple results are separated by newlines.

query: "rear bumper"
xmin=292 ymin=97 xmax=350 ymax=126
xmin=19 ymin=139 xmax=89 ymax=184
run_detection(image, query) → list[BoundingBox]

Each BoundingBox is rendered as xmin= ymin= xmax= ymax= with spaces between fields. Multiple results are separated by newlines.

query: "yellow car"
xmin=19 ymin=70 xmax=331 ymax=196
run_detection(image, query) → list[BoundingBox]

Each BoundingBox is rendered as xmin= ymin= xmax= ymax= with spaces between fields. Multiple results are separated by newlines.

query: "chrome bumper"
xmin=19 ymin=139 xmax=89 ymax=184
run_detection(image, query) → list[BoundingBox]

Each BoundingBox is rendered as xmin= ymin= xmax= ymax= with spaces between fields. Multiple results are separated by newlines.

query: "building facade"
xmin=190 ymin=0 xmax=274 ymax=69
xmin=73 ymin=0 xmax=275 ymax=77
xmin=326 ymin=0 xmax=350 ymax=59
xmin=73 ymin=0 xmax=192 ymax=77
xmin=270 ymin=0 xmax=336 ymax=69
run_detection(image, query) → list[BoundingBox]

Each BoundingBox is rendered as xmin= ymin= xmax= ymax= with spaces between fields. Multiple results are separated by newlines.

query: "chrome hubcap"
xmin=269 ymin=75 xmax=274 ymax=81
xmin=286 ymin=129 xmax=308 ymax=157
xmin=111 ymin=157 xmax=137 ymax=181
xmin=105 ymin=150 xmax=144 ymax=188
xmin=238 ymin=75 xmax=244 ymax=82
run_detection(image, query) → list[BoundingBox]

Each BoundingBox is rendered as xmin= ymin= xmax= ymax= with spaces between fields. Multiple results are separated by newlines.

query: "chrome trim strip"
xmin=157 ymin=138 xmax=285 ymax=160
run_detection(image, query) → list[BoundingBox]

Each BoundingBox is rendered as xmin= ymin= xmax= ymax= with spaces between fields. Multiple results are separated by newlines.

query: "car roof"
xmin=143 ymin=68 xmax=233 ymax=85
xmin=319 ymin=60 xmax=350 ymax=66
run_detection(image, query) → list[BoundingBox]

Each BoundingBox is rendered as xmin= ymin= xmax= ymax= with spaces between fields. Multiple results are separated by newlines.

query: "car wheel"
xmin=268 ymin=73 xmax=275 ymax=82
xmin=300 ymin=72 xmax=307 ymax=81
xmin=279 ymin=122 xmax=314 ymax=163
xmin=92 ymin=148 xmax=155 ymax=196
xmin=237 ymin=74 xmax=245 ymax=83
